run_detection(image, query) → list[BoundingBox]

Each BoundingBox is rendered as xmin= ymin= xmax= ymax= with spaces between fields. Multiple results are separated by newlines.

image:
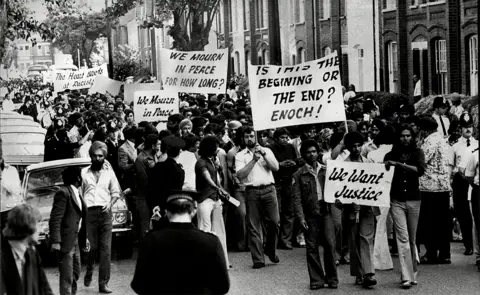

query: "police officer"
xmin=131 ymin=190 xmax=230 ymax=295
xmin=452 ymin=113 xmax=478 ymax=256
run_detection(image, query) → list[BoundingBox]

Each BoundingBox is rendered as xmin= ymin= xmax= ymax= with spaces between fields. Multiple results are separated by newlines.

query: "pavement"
xmin=45 ymin=242 xmax=480 ymax=295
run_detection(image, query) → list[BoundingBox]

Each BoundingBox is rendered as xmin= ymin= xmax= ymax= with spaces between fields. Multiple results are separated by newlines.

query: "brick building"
xmin=380 ymin=0 xmax=478 ymax=96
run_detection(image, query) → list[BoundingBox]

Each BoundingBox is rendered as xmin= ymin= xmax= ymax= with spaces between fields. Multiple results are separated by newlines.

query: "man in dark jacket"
xmin=292 ymin=139 xmax=338 ymax=290
xmin=131 ymin=190 xmax=230 ymax=295
xmin=49 ymin=166 xmax=89 ymax=295
xmin=1 ymin=204 xmax=53 ymax=295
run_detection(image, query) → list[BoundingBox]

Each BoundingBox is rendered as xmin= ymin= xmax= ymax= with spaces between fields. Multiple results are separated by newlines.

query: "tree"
xmin=113 ymin=44 xmax=150 ymax=81
xmin=0 ymin=0 xmax=74 ymax=61
xmin=43 ymin=9 xmax=110 ymax=68
xmin=106 ymin=0 xmax=221 ymax=51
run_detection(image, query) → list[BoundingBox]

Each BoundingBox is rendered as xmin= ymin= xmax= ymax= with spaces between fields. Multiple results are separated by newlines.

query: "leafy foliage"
xmin=2 ymin=45 xmax=18 ymax=69
xmin=43 ymin=7 xmax=110 ymax=68
xmin=113 ymin=44 xmax=150 ymax=81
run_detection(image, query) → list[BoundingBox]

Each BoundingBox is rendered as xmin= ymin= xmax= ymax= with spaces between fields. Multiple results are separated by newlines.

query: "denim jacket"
xmin=292 ymin=162 xmax=330 ymax=223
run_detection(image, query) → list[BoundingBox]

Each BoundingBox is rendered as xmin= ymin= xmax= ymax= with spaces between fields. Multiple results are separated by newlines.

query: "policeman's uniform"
xmin=452 ymin=113 xmax=478 ymax=254
xmin=131 ymin=191 xmax=230 ymax=295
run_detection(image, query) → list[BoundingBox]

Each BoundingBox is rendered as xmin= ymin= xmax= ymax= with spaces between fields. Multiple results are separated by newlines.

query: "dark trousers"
xmin=331 ymin=206 xmax=349 ymax=261
xmin=57 ymin=240 xmax=80 ymax=295
xmin=471 ymin=185 xmax=480 ymax=261
xmin=232 ymin=188 xmax=248 ymax=251
xmin=85 ymin=207 xmax=112 ymax=287
xmin=275 ymin=180 xmax=294 ymax=248
xmin=135 ymin=198 xmax=151 ymax=240
xmin=245 ymin=185 xmax=280 ymax=265
xmin=305 ymin=211 xmax=338 ymax=287
xmin=452 ymin=173 xmax=473 ymax=250
xmin=421 ymin=191 xmax=451 ymax=260
xmin=346 ymin=209 xmax=376 ymax=278
xmin=126 ymin=195 xmax=138 ymax=240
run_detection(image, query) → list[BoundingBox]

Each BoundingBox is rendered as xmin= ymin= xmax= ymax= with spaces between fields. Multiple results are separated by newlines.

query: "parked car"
xmin=21 ymin=158 xmax=134 ymax=262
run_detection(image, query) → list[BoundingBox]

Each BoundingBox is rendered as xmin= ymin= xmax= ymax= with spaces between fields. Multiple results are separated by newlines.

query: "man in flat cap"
xmin=131 ymin=190 xmax=230 ymax=295
xmin=81 ymin=141 xmax=122 ymax=293
xmin=148 ymin=136 xmax=186 ymax=229
xmin=452 ymin=113 xmax=478 ymax=256
xmin=418 ymin=116 xmax=454 ymax=264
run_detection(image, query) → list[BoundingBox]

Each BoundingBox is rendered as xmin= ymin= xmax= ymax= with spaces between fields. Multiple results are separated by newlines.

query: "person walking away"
xmin=292 ymin=139 xmax=338 ymax=290
xmin=338 ymin=131 xmax=380 ymax=288
xmin=1 ymin=204 xmax=53 ymax=295
xmin=465 ymin=146 xmax=480 ymax=271
xmin=195 ymin=135 xmax=230 ymax=267
xmin=131 ymin=190 xmax=229 ymax=294
xmin=452 ymin=114 xmax=478 ymax=255
xmin=384 ymin=125 xmax=426 ymax=288
xmin=418 ymin=116 xmax=454 ymax=264
xmin=81 ymin=141 xmax=122 ymax=293
xmin=367 ymin=126 xmax=395 ymax=271
xmin=49 ymin=166 xmax=90 ymax=295
xmin=269 ymin=128 xmax=297 ymax=250
xmin=235 ymin=126 xmax=280 ymax=269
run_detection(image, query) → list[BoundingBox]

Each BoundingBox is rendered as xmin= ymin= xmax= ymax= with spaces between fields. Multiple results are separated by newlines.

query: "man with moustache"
xmin=81 ymin=141 xmax=122 ymax=294
xmin=49 ymin=167 xmax=89 ymax=295
xmin=292 ymin=139 xmax=338 ymax=290
xmin=452 ymin=114 xmax=478 ymax=256
xmin=235 ymin=126 xmax=280 ymax=269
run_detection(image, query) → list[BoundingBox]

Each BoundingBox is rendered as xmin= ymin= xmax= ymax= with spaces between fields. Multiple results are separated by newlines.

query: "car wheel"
xmin=115 ymin=234 xmax=133 ymax=259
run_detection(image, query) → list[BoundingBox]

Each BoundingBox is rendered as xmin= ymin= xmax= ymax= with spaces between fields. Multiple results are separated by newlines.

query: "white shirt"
xmin=75 ymin=140 xmax=92 ymax=159
xmin=453 ymin=137 xmax=479 ymax=172
xmin=235 ymin=148 xmax=275 ymax=186
xmin=343 ymin=91 xmax=356 ymax=103
xmin=322 ymin=150 xmax=349 ymax=165
xmin=178 ymin=150 xmax=197 ymax=191
xmin=432 ymin=113 xmax=450 ymax=137
xmin=81 ymin=162 xmax=121 ymax=208
xmin=367 ymin=145 xmax=393 ymax=164
xmin=0 ymin=164 xmax=23 ymax=212
xmin=465 ymin=151 xmax=479 ymax=186
xmin=2 ymin=99 xmax=15 ymax=112
xmin=414 ymin=80 xmax=421 ymax=96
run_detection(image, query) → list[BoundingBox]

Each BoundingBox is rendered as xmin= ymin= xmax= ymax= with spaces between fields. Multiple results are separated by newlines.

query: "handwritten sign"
xmin=54 ymin=64 xmax=108 ymax=92
xmin=159 ymin=48 xmax=228 ymax=93
xmin=124 ymin=83 xmax=161 ymax=103
xmin=324 ymin=160 xmax=394 ymax=208
xmin=248 ymin=52 xmax=345 ymax=130
xmin=88 ymin=75 xmax=123 ymax=96
xmin=133 ymin=90 xmax=179 ymax=122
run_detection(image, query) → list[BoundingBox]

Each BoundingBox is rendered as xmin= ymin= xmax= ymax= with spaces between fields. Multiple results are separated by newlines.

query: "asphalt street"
xmin=45 ymin=242 xmax=480 ymax=295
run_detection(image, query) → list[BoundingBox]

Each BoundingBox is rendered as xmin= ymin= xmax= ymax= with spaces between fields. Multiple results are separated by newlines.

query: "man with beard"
xmin=292 ymin=139 xmax=338 ymax=290
xmin=269 ymin=128 xmax=297 ymax=250
xmin=360 ymin=119 xmax=385 ymax=158
xmin=81 ymin=141 xmax=122 ymax=294
xmin=235 ymin=126 xmax=280 ymax=269
xmin=223 ymin=120 xmax=242 ymax=153
xmin=452 ymin=114 xmax=478 ymax=256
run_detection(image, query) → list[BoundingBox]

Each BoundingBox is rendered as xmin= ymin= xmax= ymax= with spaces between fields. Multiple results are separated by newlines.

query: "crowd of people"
xmin=0 ymin=79 xmax=479 ymax=294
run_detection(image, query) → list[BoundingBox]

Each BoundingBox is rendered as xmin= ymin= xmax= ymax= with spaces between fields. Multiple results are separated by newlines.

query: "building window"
xmin=294 ymin=0 xmax=305 ymax=23
xmin=25 ymin=45 xmax=29 ymax=50
xmin=434 ymin=39 xmax=448 ymax=94
xmin=235 ymin=51 xmax=241 ymax=74
xmin=323 ymin=46 xmax=331 ymax=57
xmin=387 ymin=41 xmax=399 ymax=93
xmin=298 ymin=48 xmax=306 ymax=63
xmin=469 ymin=35 xmax=478 ymax=96
xmin=45 ymin=45 xmax=51 ymax=55
xmin=245 ymin=50 xmax=250 ymax=74
xmin=231 ymin=0 xmax=238 ymax=31
xmin=384 ymin=0 xmax=396 ymax=9
xmin=292 ymin=54 xmax=296 ymax=65
xmin=243 ymin=0 xmax=250 ymax=30
xmin=262 ymin=49 xmax=269 ymax=65
xmin=322 ymin=0 xmax=330 ymax=19
xmin=255 ymin=0 xmax=265 ymax=29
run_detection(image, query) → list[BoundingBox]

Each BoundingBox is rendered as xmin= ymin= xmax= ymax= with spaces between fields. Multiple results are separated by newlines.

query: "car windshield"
xmin=25 ymin=164 xmax=89 ymax=219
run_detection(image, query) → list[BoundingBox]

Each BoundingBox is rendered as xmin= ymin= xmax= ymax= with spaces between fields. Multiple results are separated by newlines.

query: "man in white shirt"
xmin=0 ymin=143 xmax=23 ymax=229
xmin=413 ymin=75 xmax=422 ymax=103
xmin=235 ymin=126 xmax=280 ymax=269
xmin=452 ymin=114 xmax=478 ymax=256
xmin=431 ymin=96 xmax=450 ymax=138
xmin=81 ymin=141 xmax=121 ymax=294
xmin=465 ymin=147 xmax=479 ymax=270
xmin=2 ymin=93 xmax=15 ymax=112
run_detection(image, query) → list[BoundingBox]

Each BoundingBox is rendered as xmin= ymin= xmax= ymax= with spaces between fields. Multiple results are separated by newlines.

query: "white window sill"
xmin=410 ymin=5 xmax=418 ymax=9
xmin=382 ymin=8 xmax=396 ymax=13
xmin=420 ymin=1 xmax=445 ymax=8
xmin=320 ymin=18 xmax=330 ymax=21
xmin=295 ymin=21 xmax=305 ymax=25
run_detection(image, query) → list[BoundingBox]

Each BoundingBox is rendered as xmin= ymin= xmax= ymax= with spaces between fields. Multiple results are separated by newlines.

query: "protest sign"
xmin=248 ymin=52 xmax=345 ymax=130
xmin=159 ymin=48 xmax=229 ymax=93
xmin=133 ymin=90 xmax=179 ymax=122
xmin=88 ymin=75 xmax=123 ymax=96
xmin=124 ymin=83 xmax=161 ymax=103
xmin=324 ymin=160 xmax=394 ymax=208
xmin=54 ymin=64 xmax=108 ymax=92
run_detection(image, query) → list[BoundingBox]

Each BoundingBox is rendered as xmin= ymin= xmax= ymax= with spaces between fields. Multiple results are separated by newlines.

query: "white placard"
xmin=133 ymin=90 xmax=179 ymax=122
xmin=124 ymin=83 xmax=161 ymax=103
xmin=159 ymin=48 xmax=229 ymax=93
xmin=54 ymin=64 xmax=108 ymax=92
xmin=324 ymin=160 xmax=394 ymax=208
xmin=88 ymin=75 xmax=123 ymax=96
xmin=248 ymin=52 xmax=345 ymax=130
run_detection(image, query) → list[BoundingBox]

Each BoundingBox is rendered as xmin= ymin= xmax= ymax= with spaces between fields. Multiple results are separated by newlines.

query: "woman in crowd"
xmin=384 ymin=125 xmax=426 ymax=289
